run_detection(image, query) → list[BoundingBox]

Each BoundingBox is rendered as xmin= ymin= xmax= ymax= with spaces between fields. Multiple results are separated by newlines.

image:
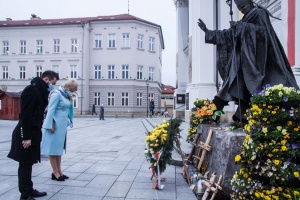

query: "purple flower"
xmin=283 ymin=96 xmax=288 ymax=102
xmin=253 ymin=90 xmax=260 ymax=95
xmin=292 ymin=143 xmax=298 ymax=149
xmin=265 ymin=84 xmax=271 ymax=88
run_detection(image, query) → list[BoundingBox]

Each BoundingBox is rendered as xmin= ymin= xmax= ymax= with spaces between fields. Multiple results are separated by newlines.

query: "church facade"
xmin=173 ymin=0 xmax=300 ymax=121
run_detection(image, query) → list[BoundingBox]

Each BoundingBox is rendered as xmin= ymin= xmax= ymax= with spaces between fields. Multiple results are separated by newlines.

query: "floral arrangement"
xmin=145 ymin=118 xmax=182 ymax=174
xmin=187 ymin=99 xmax=223 ymax=142
xmin=231 ymin=84 xmax=300 ymax=199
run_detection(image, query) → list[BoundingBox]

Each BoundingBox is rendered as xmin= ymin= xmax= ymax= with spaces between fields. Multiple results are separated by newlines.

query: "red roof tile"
xmin=161 ymin=84 xmax=175 ymax=94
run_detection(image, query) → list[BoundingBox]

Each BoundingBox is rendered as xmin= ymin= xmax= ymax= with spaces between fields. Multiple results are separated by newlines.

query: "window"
xmin=108 ymin=34 xmax=116 ymax=48
xmin=2 ymin=41 xmax=9 ymax=54
xmin=108 ymin=65 xmax=115 ymax=79
xmin=137 ymin=34 xmax=143 ymax=49
xmin=122 ymin=33 xmax=130 ymax=48
xmin=36 ymin=40 xmax=43 ymax=54
xmin=148 ymin=93 xmax=154 ymax=101
xmin=70 ymin=65 xmax=77 ymax=78
xmin=108 ymin=92 xmax=115 ymax=106
xmin=36 ymin=65 xmax=42 ymax=77
xmin=137 ymin=65 xmax=143 ymax=80
xmin=137 ymin=92 xmax=142 ymax=107
xmin=2 ymin=66 xmax=8 ymax=79
xmin=95 ymin=34 xmax=102 ymax=48
xmin=53 ymin=39 xmax=60 ymax=53
xmin=52 ymin=65 xmax=59 ymax=77
xmin=122 ymin=65 xmax=129 ymax=79
xmin=149 ymin=37 xmax=155 ymax=51
xmin=94 ymin=92 xmax=101 ymax=106
xmin=122 ymin=92 xmax=129 ymax=106
xmin=20 ymin=40 xmax=26 ymax=54
xmin=19 ymin=66 xmax=26 ymax=79
xmin=94 ymin=65 xmax=101 ymax=79
xmin=71 ymin=39 xmax=78 ymax=53
xmin=149 ymin=67 xmax=154 ymax=81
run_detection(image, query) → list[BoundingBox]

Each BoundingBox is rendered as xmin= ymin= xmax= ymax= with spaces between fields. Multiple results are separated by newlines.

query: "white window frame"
xmin=52 ymin=65 xmax=59 ymax=76
xmin=138 ymin=34 xmax=143 ymax=49
xmin=148 ymin=93 xmax=154 ymax=101
xmin=36 ymin=65 xmax=42 ymax=77
xmin=94 ymin=92 xmax=101 ymax=106
xmin=137 ymin=92 xmax=142 ymax=107
xmin=122 ymin=65 xmax=129 ymax=79
xmin=2 ymin=66 xmax=8 ymax=79
xmin=36 ymin=40 xmax=43 ymax=54
xmin=2 ymin=41 xmax=9 ymax=54
xmin=70 ymin=65 xmax=77 ymax=78
xmin=137 ymin=65 xmax=143 ymax=80
xmin=108 ymin=92 xmax=115 ymax=106
xmin=122 ymin=33 xmax=130 ymax=48
xmin=94 ymin=65 xmax=101 ymax=79
xmin=95 ymin=34 xmax=102 ymax=48
xmin=149 ymin=37 xmax=155 ymax=51
xmin=71 ymin=39 xmax=78 ymax=53
xmin=149 ymin=67 xmax=154 ymax=81
xmin=53 ymin=39 xmax=60 ymax=53
xmin=19 ymin=66 xmax=26 ymax=79
xmin=108 ymin=65 xmax=115 ymax=79
xmin=122 ymin=92 xmax=129 ymax=106
xmin=20 ymin=40 xmax=26 ymax=54
xmin=108 ymin=34 xmax=116 ymax=48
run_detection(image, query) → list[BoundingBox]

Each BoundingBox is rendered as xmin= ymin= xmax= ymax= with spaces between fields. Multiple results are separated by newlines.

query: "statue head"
xmin=234 ymin=0 xmax=254 ymax=14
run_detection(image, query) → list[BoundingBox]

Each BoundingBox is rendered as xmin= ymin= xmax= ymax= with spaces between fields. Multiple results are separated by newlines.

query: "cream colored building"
xmin=0 ymin=14 xmax=164 ymax=115
xmin=173 ymin=0 xmax=300 ymax=121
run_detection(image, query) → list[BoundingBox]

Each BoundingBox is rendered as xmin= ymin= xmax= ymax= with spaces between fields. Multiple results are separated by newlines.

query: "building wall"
xmin=0 ymin=17 xmax=163 ymax=115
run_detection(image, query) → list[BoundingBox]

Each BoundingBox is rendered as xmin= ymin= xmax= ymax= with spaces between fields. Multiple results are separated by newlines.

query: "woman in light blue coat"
xmin=42 ymin=79 xmax=78 ymax=181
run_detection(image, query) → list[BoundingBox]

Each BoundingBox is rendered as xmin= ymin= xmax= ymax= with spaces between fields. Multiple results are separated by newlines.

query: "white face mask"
xmin=66 ymin=90 xmax=73 ymax=97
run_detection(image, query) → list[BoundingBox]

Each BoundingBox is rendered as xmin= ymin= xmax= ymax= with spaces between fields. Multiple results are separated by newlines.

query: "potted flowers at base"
xmin=231 ymin=84 xmax=300 ymax=199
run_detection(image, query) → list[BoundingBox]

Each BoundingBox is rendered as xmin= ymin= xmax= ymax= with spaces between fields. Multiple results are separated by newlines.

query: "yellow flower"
xmin=294 ymin=172 xmax=299 ymax=178
xmin=272 ymin=111 xmax=276 ymax=114
xmin=294 ymin=191 xmax=300 ymax=195
xmin=235 ymin=155 xmax=242 ymax=162
xmin=262 ymin=127 xmax=268 ymax=133
xmin=276 ymin=126 xmax=282 ymax=131
xmin=294 ymin=128 xmax=299 ymax=132
xmin=282 ymin=129 xmax=287 ymax=135
xmin=274 ymin=160 xmax=280 ymax=165
xmin=281 ymin=140 xmax=287 ymax=145
xmin=245 ymin=134 xmax=251 ymax=140
xmin=281 ymin=146 xmax=288 ymax=151
xmin=243 ymin=173 xmax=248 ymax=178
xmin=287 ymin=121 xmax=293 ymax=126
xmin=262 ymin=117 xmax=268 ymax=121
xmin=268 ymin=154 xmax=273 ymax=157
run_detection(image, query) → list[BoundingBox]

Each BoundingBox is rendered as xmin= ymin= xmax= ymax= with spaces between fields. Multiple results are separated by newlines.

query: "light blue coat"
xmin=41 ymin=88 xmax=72 ymax=155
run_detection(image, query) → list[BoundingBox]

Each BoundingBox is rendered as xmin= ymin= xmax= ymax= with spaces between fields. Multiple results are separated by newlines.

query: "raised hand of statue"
xmin=198 ymin=19 xmax=207 ymax=32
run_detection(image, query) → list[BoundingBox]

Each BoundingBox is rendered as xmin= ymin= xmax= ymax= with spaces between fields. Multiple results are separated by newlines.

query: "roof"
xmin=0 ymin=14 xmax=164 ymax=49
xmin=161 ymin=84 xmax=175 ymax=94
xmin=0 ymin=90 xmax=21 ymax=98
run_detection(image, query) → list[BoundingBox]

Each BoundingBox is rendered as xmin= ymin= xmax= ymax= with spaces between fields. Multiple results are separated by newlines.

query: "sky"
xmin=0 ymin=0 xmax=177 ymax=86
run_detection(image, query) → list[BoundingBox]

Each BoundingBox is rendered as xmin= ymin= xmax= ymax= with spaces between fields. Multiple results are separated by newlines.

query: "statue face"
xmin=234 ymin=0 xmax=252 ymax=14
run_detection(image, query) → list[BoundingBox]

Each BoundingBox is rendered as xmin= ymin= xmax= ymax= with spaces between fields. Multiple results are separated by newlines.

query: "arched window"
xmin=71 ymin=93 xmax=78 ymax=108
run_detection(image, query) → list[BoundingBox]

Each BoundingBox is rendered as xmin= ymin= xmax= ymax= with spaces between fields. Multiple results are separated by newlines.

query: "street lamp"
xmin=146 ymin=79 xmax=149 ymax=118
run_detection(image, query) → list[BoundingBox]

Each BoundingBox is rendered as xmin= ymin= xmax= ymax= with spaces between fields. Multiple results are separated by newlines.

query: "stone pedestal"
xmin=196 ymin=124 xmax=245 ymax=198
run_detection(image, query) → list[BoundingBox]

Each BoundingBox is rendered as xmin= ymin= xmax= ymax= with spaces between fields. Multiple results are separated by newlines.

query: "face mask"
xmin=66 ymin=90 xmax=73 ymax=97
xmin=48 ymin=83 xmax=55 ymax=91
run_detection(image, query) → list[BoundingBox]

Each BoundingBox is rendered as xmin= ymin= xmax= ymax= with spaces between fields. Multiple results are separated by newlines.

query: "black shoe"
xmin=51 ymin=173 xmax=65 ymax=181
xmin=62 ymin=174 xmax=69 ymax=179
xmin=31 ymin=189 xmax=47 ymax=197
xmin=20 ymin=197 xmax=36 ymax=200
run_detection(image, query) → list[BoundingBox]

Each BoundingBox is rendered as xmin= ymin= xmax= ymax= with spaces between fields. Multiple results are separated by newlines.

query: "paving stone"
xmin=106 ymin=181 xmax=132 ymax=198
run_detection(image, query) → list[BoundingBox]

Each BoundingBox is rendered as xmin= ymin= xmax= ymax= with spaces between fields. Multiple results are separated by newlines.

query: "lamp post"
xmin=146 ymin=79 xmax=149 ymax=118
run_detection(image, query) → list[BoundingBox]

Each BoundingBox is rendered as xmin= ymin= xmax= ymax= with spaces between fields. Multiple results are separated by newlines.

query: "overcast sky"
xmin=0 ymin=0 xmax=177 ymax=86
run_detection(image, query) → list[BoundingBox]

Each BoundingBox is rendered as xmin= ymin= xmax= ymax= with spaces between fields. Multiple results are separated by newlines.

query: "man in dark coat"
xmin=8 ymin=70 xmax=57 ymax=200
xmin=198 ymin=0 xmax=299 ymax=122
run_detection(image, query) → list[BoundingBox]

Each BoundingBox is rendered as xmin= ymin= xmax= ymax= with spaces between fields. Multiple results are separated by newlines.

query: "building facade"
xmin=173 ymin=0 xmax=300 ymax=121
xmin=0 ymin=14 xmax=164 ymax=115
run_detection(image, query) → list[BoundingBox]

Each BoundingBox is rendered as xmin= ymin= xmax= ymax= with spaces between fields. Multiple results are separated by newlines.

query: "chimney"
xmin=30 ymin=14 xmax=41 ymax=20
xmin=6 ymin=18 xmax=12 ymax=21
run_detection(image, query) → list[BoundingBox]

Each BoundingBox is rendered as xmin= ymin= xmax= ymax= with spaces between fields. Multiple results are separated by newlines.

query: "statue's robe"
xmin=205 ymin=7 xmax=299 ymax=106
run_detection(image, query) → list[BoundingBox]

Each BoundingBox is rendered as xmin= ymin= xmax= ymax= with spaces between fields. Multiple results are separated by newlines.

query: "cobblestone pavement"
xmin=0 ymin=117 xmax=196 ymax=200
